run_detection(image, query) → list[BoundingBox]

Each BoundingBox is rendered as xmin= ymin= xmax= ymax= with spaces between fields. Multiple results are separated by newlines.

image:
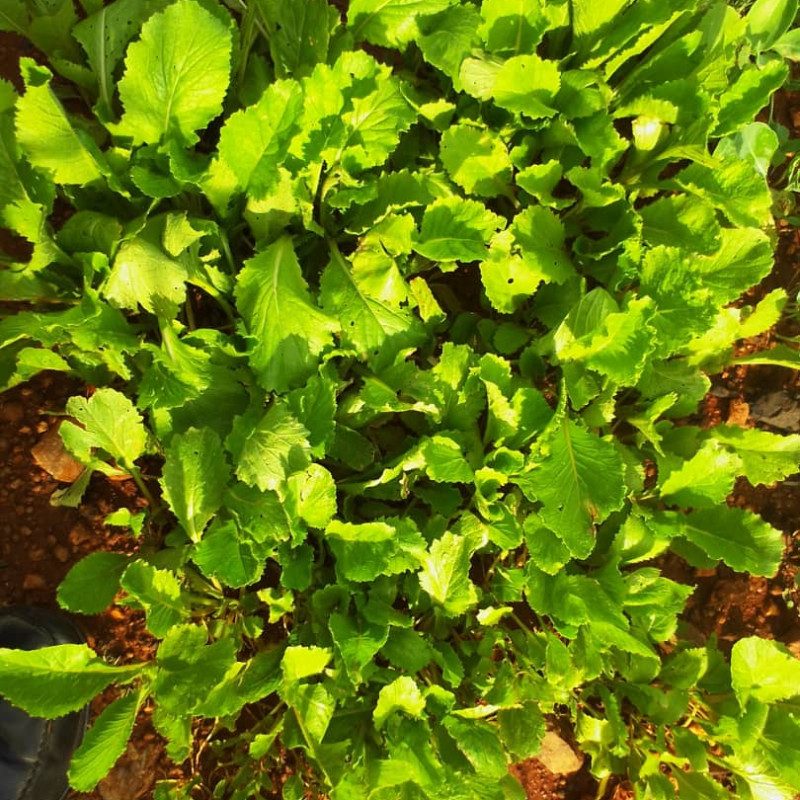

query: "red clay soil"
xmin=0 ymin=377 xmax=186 ymax=800
xmin=2 ymin=23 xmax=800 ymax=800
xmin=0 ymin=247 xmax=796 ymax=800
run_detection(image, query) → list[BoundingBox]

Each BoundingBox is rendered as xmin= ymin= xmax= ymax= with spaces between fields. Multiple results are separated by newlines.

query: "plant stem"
xmin=130 ymin=466 xmax=160 ymax=513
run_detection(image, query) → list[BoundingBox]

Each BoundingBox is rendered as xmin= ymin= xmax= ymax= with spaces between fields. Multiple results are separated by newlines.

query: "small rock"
xmin=750 ymin=391 xmax=800 ymax=432
xmin=54 ymin=545 xmax=70 ymax=563
xmin=69 ymin=523 xmax=92 ymax=546
xmin=0 ymin=402 xmax=24 ymax=424
xmin=29 ymin=547 xmax=45 ymax=562
xmin=98 ymin=739 xmax=159 ymax=800
xmin=536 ymin=732 xmax=584 ymax=775
xmin=23 ymin=574 xmax=46 ymax=590
xmin=31 ymin=426 xmax=85 ymax=483
xmin=726 ymin=399 xmax=750 ymax=427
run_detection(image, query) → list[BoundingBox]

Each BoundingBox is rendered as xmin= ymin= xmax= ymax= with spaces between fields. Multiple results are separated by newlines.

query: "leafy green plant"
xmin=1 ymin=0 xmax=800 ymax=798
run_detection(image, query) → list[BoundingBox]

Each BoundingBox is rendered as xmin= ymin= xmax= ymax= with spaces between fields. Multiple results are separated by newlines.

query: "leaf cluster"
xmin=1 ymin=0 xmax=800 ymax=797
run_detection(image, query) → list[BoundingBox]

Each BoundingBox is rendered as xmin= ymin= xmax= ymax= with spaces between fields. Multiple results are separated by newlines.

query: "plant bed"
xmin=1 ymin=1 xmax=800 ymax=799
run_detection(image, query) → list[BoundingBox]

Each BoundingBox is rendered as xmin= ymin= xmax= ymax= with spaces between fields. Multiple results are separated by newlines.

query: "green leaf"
xmin=339 ymin=69 xmax=416 ymax=174
xmin=556 ymin=294 xmax=655 ymax=385
xmin=639 ymin=194 xmax=720 ymax=255
xmin=694 ymin=228 xmax=774 ymax=306
xmin=287 ymin=372 xmax=337 ymax=459
xmin=60 ymin=389 xmax=147 ymax=469
xmin=479 ymin=0 xmax=547 ymax=55
xmin=114 ymin=0 xmax=233 ymax=145
xmin=421 ymin=435 xmax=474 ymax=483
xmin=57 ymin=552 xmax=129 ymax=615
xmin=256 ymin=0 xmax=337 ymax=77
xmin=0 ymin=1 xmax=26 ymax=36
xmin=659 ymin=648 xmax=708 ymax=690
xmin=498 ymin=703 xmax=546 ymax=761
xmin=227 ymin=401 xmax=311 ymax=494
xmin=443 ymin=717 xmax=508 ymax=779
xmin=672 ymin=157 xmax=773 ymax=229
xmin=153 ymin=625 xmax=237 ymax=713
xmin=659 ymin=440 xmax=743 ymax=508
xmin=120 ymin=561 xmax=188 ymax=637
xmin=152 ymin=707 xmax=192 ymax=762
xmin=329 ymin=612 xmax=389 ymax=682
xmin=325 ymin=520 xmax=399 ymax=582
xmin=524 ymin=515 xmax=571 ymax=575
xmin=466 ymin=54 xmax=560 ymax=118
xmin=731 ymin=638 xmax=800 ymax=708
xmin=0 ymin=644 xmax=141 ymax=718
xmin=218 ymin=79 xmax=302 ymax=198
xmin=192 ymin=520 xmax=264 ymax=588
xmin=773 ymin=27 xmax=800 ymax=59
xmin=16 ymin=60 xmax=103 ymax=185
xmin=440 ymin=124 xmax=512 ymax=198
xmin=516 ymin=418 xmax=626 ymax=559
xmin=160 ymin=427 xmax=230 ymax=543
xmin=714 ymin=60 xmax=787 ymax=137
xmin=104 ymin=235 xmax=188 ymax=315
xmin=374 ymin=676 xmax=426 ymax=729
xmin=510 ymin=206 xmax=574 ymax=282
xmin=68 ymin=690 xmax=142 ymax=791
xmin=570 ymin=0 xmax=628 ymax=41
xmin=286 ymin=683 xmax=335 ymax=746
xmin=235 ymin=237 xmax=337 ymax=393
xmin=320 ymin=245 xmax=414 ymax=356
xmin=732 ymin=343 xmax=800 ymax=370
xmin=640 ymin=246 xmax=717 ymax=349
xmin=72 ymin=0 xmax=172 ymax=120
xmin=194 ymin=649 xmax=283 ymax=718
xmin=287 ymin=464 xmax=337 ymax=528
xmin=349 ymin=0 xmax=456 ymax=48
xmin=413 ymin=197 xmax=503 ymax=263
xmin=709 ymin=426 xmax=800 ymax=486
xmin=516 ymin=161 xmax=569 ymax=209
xmin=745 ymin=0 xmax=797 ymax=52
xmin=381 ymin=629 xmax=433 ymax=674
xmin=750 ymin=708 xmax=800 ymax=794
xmin=480 ymin=231 xmax=544 ymax=314
xmin=419 ymin=531 xmax=479 ymax=616
xmin=417 ymin=4 xmax=480 ymax=86
xmin=716 ymin=122 xmax=779 ymax=180
xmin=658 ymin=507 xmax=784 ymax=577
xmin=281 ymin=645 xmax=332 ymax=683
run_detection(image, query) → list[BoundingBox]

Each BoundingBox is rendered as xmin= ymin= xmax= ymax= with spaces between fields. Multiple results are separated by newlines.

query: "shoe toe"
xmin=0 ymin=608 xmax=90 ymax=800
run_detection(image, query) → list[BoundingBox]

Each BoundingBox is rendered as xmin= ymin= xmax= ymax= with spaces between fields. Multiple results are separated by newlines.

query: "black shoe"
xmin=0 ymin=607 xmax=90 ymax=800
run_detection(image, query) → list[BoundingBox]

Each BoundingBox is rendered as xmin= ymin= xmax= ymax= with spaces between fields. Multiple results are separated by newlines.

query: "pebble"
xmin=22 ymin=574 xmax=46 ymax=590
xmin=28 ymin=547 xmax=45 ymax=562
xmin=31 ymin=426 xmax=85 ymax=483
xmin=54 ymin=545 xmax=70 ymax=563
xmin=98 ymin=740 xmax=159 ymax=800
xmin=536 ymin=732 xmax=584 ymax=775
xmin=69 ymin=523 xmax=92 ymax=546
xmin=0 ymin=402 xmax=24 ymax=423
